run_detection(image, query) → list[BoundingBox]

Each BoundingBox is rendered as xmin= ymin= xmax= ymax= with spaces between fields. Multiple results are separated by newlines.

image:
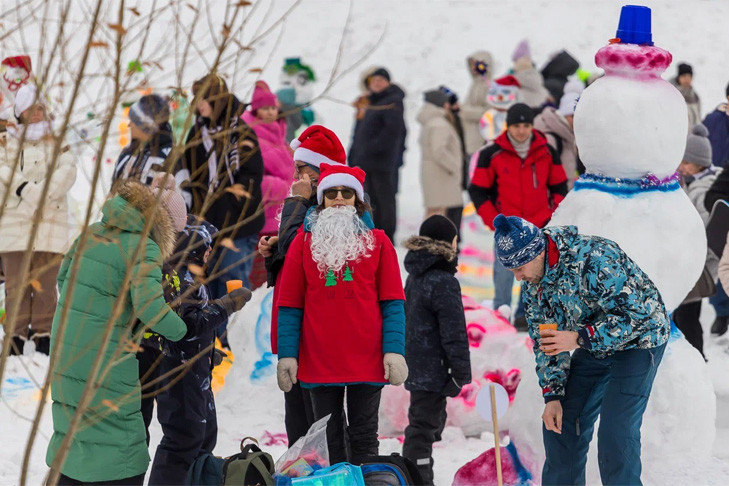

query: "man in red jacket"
xmin=468 ymin=103 xmax=567 ymax=330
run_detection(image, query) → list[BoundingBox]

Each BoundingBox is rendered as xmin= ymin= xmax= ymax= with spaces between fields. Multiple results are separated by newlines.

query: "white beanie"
xmin=14 ymin=84 xmax=45 ymax=119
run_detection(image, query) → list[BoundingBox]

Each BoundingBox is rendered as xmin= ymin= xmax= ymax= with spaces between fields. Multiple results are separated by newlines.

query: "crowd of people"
xmin=1 ymin=39 xmax=729 ymax=485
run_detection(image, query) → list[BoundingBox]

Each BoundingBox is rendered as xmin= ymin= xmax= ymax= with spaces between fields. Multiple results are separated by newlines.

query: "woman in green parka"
xmin=46 ymin=179 xmax=192 ymax=485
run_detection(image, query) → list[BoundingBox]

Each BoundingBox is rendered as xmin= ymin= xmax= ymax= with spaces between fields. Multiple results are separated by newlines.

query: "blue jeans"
xmin=710 ymin=278 xmax=729 ymax=317
xmin=542 ymin=344 xmax=666 ymax=486
xmin=208 ymin=235 xmax=257 ymax=346
xmin=492 ymin=251 xmax=525 ymax=318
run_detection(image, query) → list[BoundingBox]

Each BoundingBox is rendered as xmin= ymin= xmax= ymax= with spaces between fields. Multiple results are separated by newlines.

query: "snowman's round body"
xmin=549 ymin=42 xmax=705 ymax=311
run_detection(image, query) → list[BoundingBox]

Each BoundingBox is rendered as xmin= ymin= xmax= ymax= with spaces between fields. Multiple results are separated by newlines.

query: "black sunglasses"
xmin=323 ymin=188 xmax=355 ymax=200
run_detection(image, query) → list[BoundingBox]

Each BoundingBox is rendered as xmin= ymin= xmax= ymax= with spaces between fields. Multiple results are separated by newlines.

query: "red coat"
xmin=276 ymin=228 xmax=405 ymax=384
xmin=468 ymin=130 xmax=568 ymax=229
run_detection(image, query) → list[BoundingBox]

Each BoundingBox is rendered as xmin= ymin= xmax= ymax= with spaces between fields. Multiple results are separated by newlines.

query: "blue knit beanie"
xmin=493 ymin=214 xmax=545 ymax=269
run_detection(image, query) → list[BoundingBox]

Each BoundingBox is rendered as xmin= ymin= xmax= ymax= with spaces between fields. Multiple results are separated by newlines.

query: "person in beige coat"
xmin=462 ymin=50 xmax=494 ymax=155
xmin=0 ymin=84 xmax=76 ymax=355
xmin=511 ymin=40 xmax=550 ymax=110
xmin=418 ymin=89 xmax=463 ymax=235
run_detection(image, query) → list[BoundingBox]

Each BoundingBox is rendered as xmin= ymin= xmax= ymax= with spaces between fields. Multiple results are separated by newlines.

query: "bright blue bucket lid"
xmin=616 ymin=5 xmax=653 ymax=45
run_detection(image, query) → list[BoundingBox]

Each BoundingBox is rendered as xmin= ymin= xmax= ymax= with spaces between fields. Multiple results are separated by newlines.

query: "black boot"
xmin=8 ymin=336 xmax=25 ymax=356
xmin=711 ymin=315 xmax=729 ymax=336
xmin=33 ymin=336 xmax=51 ymax=356
xmin=513 ymin=316 xmax=528 ymax=332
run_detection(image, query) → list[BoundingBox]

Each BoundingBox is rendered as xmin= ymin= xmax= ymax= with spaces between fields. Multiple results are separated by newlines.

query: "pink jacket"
xmin=242 ymin=111 xmax=294 ymax=234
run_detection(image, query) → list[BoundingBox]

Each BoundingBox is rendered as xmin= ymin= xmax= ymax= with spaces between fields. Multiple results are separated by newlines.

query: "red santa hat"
xmin=492 ymin=75 xmax=521 ymax=89
xmin=290 ymin=125 xmax=346 ymax=168
xmin=316 ymin=163 xmax=366 ymax=204
xmin=250 ymin=80 xmax=278 ymax=113
xmin=1 ymin=55 xmax=32 ymax=71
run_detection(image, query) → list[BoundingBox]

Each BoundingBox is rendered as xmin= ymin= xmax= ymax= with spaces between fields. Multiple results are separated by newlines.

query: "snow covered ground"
xmin=3 ymin=0 xmax=729 ymax=484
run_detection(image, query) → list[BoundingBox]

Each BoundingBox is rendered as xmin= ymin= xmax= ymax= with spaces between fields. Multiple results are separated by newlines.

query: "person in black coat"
xmin=181 ymin=73 xmax=265 ymax=347
xmin=348 ymin=67 xmax=406 ymax=242
xmin=703 ymin=165 xmax=729 ymax=335
xmin=402 ymin=215 xmax=471 ymax=485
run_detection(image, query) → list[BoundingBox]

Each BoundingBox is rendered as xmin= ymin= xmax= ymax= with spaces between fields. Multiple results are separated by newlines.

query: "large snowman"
xmin=509 ymin=6 xmax=715 ymax=482
xmin=549 ymin=6 xmax=705 ymax=311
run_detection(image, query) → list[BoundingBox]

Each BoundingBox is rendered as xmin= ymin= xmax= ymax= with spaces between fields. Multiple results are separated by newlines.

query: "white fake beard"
xmin=307 ymin=205 xmax=375 ymax=276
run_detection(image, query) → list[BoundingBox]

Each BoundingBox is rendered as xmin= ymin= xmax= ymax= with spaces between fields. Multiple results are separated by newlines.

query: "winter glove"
xmin=214 ymin=287 xmax=253 ymax=316
xmin=441 ymin=376 xmax=467 ymax=398
xmin=383 ymin=353 xmax=408 ymax=386
xmin=277 ymin=357 xmax=298 ymax=392
xmin=212 ymin=347 xmax=226 ymax=367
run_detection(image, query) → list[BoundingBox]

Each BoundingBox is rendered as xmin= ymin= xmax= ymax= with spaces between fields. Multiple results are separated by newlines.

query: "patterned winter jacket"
xmin=522 ymin=225 xmax=670 ymax=403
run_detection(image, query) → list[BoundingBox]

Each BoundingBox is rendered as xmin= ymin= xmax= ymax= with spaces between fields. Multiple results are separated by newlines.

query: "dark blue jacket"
xmin=703 ymin=106 xmax=729 ymax=168
xmin=349 ymin=84 xmax=406 ymax=172
xmin=403 ymin=236 xmax=471 ymax=392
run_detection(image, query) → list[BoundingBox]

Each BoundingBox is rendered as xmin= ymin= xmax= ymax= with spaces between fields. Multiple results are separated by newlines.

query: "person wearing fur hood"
xmin=461 ymin=50 xmax=495 ymax=154
xmin=45 ymin=179 xmax=195 ymax=485
xmin=0 ymin=83 xmax=77 ymax=355
xmin=402 ymin=215 xmax=471 ymax=485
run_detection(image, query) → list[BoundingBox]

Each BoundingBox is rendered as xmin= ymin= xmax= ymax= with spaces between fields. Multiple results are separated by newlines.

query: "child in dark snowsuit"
xmin=144 ymin=215 xmax=252 ymax=485
xmin=402 ymin=215 xmax=472 ymax=485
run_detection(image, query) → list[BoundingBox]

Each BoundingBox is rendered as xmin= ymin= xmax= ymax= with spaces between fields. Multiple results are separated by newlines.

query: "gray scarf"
xmin=507 ymin=132 xmax=531 ymax=159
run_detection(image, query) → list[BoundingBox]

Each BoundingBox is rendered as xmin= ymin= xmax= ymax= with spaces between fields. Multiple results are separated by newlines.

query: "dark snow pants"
xmin=57 ymin=473 xmax=145 ymax=485
xmin=284 ymin=382 xmax=316 ymax=446
xmin=542 ymin=344 xmax=665 ymax=486
xmin=402 ymin=390 xmax=447 ymax=485
xmin=309 ymin=384 xmax=383 ymax=465
xmin=148 ymin=353 xmax=217 ymax=486
xmin=364 ymin=169 xmax=397 ymax=242
xmin=672 ymin=301 xmax=704 ymax=358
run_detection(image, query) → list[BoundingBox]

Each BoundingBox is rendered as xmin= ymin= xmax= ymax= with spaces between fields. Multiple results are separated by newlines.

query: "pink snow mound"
xmin=452 ymin=447 xmax=520 ymax=486
xmin=595 ymin=42 xmax=671 ymax=78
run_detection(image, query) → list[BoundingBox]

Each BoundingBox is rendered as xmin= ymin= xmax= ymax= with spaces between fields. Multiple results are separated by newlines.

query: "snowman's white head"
xmin=487 ymin=75 xmax=521 ymax=112
xmin=574 ymin=41 xmax=687 ymax=179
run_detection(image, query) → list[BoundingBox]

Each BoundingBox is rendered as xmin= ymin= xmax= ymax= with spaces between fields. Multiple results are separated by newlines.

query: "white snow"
xmin=3 ymin=1 xmax=729 ymax=485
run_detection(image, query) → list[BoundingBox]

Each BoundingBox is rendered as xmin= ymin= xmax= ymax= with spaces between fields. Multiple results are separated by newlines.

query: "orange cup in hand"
xmin=539 ymin=323 xmax=558 ymax=333
xmin=226 ymin=280 xmax=243 ymax=293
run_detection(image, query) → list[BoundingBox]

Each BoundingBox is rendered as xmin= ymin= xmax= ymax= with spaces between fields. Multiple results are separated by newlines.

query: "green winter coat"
xmin=46 ymin=180 xmax=187 ymax=482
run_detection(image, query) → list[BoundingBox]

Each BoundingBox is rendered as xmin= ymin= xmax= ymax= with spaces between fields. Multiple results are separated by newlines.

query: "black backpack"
xmin=360 ymin=453 xmax=424 ymax=486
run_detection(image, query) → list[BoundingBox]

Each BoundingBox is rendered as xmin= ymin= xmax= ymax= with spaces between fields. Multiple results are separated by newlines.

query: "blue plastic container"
xmin=615 ymin=5 xmax=653 ymax=45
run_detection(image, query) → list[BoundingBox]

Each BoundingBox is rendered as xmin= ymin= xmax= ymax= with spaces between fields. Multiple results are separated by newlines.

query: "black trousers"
xmin=137 ymin=346 xmax=163 ymax=447
xmin=284 ymin=382 xmax=316 ymax=446
xmin=445 ymin=206 xmax=464 ymax=244
xmin=57 ymin=473 xmax=145 ymax=485
xmin=148 ymin=353 xmax=218 ymax=485
xmin=673 ymin=300 xmax=705 ymax=358
xmin=402 ymin=390 xmax=447 ymax=485
xmin=364 ymin=169 xmax=397 ymax=242
xmin=309 ymin=384 xmax=383 ymax=465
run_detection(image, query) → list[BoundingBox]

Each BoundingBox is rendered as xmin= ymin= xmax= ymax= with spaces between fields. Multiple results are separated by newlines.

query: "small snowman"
xmin=0 ymin=55 xmax=32 ymax=125
xmin=478 ymin=75 xmax=521 ymax=141
xmin=549 ymin=5 xmax=705 ymax=311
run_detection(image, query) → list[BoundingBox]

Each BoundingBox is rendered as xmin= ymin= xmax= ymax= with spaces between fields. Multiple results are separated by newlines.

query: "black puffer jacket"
xmin=403 ymin=236 xmax=471 ymax=393
xmin=349 ymin=84 xmax=406 ymax=172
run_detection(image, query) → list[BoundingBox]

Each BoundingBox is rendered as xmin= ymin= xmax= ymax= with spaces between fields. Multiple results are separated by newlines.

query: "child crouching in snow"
xmin=401 ymin=215 xmax=472 ymax=485
xmin=144 ymin=212 xmax=252 ymax=485
xmin=275 ymin=163 xmax=407 ymax=465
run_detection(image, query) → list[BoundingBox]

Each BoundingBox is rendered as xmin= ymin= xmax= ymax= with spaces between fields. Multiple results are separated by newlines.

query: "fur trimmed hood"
xmin=108 ymin=179 xmax=177 ymax=259
xmin=404 ymin=235 xmax=458 ymax=277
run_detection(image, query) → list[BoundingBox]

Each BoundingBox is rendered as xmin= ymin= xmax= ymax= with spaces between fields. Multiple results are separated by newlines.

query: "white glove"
xmin=277 ymin=357 xmax=298 ymax=392
xmin=383 ymin=353 xmax=408 ymax=386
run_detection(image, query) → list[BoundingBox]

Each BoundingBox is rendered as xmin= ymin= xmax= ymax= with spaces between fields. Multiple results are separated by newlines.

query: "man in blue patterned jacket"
xmin=493 ymin=214 xmax=669 ymax=486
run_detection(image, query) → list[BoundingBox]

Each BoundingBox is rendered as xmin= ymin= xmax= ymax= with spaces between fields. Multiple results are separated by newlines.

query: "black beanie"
xmin=424 ymin=89 xmax=449 ymax=107
xmin=419 ymin=215 xmax=458 ymax=244
xmin=506 ymin=103 xmax=535 ymax=126
xmin=677 ymin=63 xmax=693 ymax=77
xmin=367 ymin=67 xmax=391 ymax=86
